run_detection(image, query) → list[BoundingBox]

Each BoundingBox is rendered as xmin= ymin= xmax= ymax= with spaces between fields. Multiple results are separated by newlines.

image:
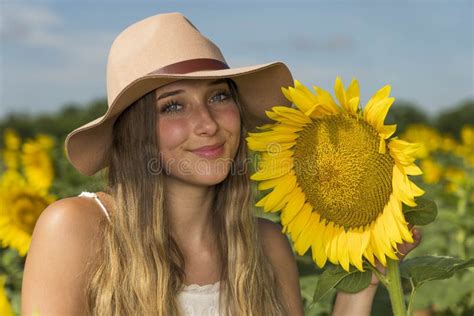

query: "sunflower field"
xmin=0 ymin=86 xmax=473 ymax=315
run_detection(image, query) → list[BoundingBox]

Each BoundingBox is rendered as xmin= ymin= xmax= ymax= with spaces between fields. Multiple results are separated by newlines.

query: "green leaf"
xmin=335 ymin=268 xmax=372 ymax=293
xmin=312 ymin=265 xmax=370 ymax=302
xmin=402 ymin=197 xmax=438 ymax=226
xmin=400 ymin=256 xmax=474 ymax=287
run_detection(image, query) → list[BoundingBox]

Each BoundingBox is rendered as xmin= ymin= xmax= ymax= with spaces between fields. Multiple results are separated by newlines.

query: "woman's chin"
xmin=191 ymin=172 xmax=230 ymax=186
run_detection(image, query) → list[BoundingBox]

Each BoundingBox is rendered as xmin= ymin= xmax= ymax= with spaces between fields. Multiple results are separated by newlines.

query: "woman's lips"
xmin=191 ymin=143 xmax=225 ymax=158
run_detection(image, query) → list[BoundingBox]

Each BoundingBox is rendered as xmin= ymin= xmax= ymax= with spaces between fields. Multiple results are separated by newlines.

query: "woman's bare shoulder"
xmin=21 ymin=195 xmax=106 ymax=315
xmin=44 ymin=193 xmax=110 ymax=224
xmin=257 ymin=217 xmax=284 ymax=249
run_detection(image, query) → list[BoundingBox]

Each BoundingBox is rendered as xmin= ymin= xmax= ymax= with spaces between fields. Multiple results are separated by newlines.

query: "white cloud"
xmin=0 ymin=2 xmax=64 ymax=48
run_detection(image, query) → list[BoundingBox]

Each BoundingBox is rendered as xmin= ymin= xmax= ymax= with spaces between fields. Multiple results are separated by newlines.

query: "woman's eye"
xmin=160 ymin=91 xmax=231 ymax=114
xmin=161 ymin=101 xmax=183 ymax=113
xmin=211 ymin=91 xmax=231 ymax=103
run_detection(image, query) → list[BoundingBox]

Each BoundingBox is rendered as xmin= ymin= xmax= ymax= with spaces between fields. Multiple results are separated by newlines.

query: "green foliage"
xmin=297 ymin=254 xmax=334 ymax=316
xmin=310 ymin=264 xmax=371 ymax=305
xmin=0 ymin=99 xmax=107 ymax=142
xmin=385 ymin=100 xmax=430 ymax=135
xmin=400 ymin=256 xmax=474 ymax=287
xmin=400 ymin=256 xmax=474 ymax=315
xmin=402 ymin=196 xmax=438 ymax=226
xmin=335 ymin=267 xmax=372 ymax=293
xmin=412 ymin=271 xmax=474 ymax=314
xmin=0 ymin=248 xmax=24 ymax=315
xmin=434 ymin=100 xmax=474 ymax=141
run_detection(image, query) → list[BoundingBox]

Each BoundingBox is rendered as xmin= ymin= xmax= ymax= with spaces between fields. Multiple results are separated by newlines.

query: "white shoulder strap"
xmin=78 ymin=191 xmax=111 ymax=223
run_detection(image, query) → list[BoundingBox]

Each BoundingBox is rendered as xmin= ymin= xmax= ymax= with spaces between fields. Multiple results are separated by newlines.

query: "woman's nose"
xmin=193 ymin=104 xmax=219 ymax=136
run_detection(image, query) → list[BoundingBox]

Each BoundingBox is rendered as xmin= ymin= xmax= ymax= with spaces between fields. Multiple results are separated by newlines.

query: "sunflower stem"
xmin=385 ymin=258 xmax=407 ymax=316
xmin=367 ymin=264 xmax=389 ymax=287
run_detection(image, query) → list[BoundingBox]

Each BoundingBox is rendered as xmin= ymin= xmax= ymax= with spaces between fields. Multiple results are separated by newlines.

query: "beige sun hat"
xmin=64 ymin=11 xmax=294 ymax=176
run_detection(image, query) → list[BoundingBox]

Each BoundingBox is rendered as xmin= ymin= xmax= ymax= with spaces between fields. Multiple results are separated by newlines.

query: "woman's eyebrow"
xmin=156 ymin=78 xmax=228 ymax=101
xmin=156 ymin=89 xmax=184 ymax=101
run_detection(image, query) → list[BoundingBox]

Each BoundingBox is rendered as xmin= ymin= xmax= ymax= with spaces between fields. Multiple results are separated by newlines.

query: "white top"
xmin=77 ymin=191 xmax=222 ymax=315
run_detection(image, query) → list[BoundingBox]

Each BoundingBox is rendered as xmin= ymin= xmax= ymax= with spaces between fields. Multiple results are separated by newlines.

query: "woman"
xmin=21 ymin=12 xmax=420 ymax=315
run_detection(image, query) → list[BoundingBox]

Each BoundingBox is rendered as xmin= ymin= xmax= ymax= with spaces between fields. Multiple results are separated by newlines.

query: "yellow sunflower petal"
xmin=395 ymin=216 xmax=414 ymax=243
xmin=346 ymin=78 xmax=360 ymax=114
xmin=311 ymin=218 xmax=328 ymax=268
xmin=329 ymin=225 xmax=341 ymax=265
xmin=365 ymin=97 xmax=395 ymax=130
xmin=363 ymin=85 xmax=391 ymax=121
xmin=288 ymin=86 xmax=317 ymax=114
xmin=272 ymin=192 xmax=292 ymax=213
xmin=247 ymin=130 xmax=299 ymax=143
xmin=336 ymin=228 xmax=350 ymax=272
xmin=272 ymin=106 xmax=312 ymax=125
xmin=369 ymin=225 xmax=387 ymax=266
xmin=250 ymin=159 xmax=293 ymax=181
xmin=287 ymin=202 xmax=313 ymax=241
xmin=270 ymin=124 xmax=305 ymax=133
xmin=281 ymin=86 xmax=293 ymax=103
xmin=265 ymin=111 xmax=306 ymax=127
xmin=392 ymin=165 xmax=417 ymax=207
xmin=397 ymin=162 xmax=423 ymax=176
xmin=347 ymin=228 xmax=364 ymax=271
xmin=374 ymin=218 xmax=398 ymax=260
xmin=281 ymin=186 xmax=306 ymax=226
xmin=312 ymin=85 xmax=340 ymax=113
xmin=294 ymin=211 xmax=319 ymax=256
xmin=363 ymin=239 xmax=376 ymax=267
xmin=380 ymin=206 xmax=403 ymax=245
xmin=262 ymin=174 xmax=297 ymax=211
xmin=348 ymin=96 xmax=360 ymax=115
xmin=409 ymin=179 xmax=425 ymax=196
xmin=257 ymin=171 xmax=294 ymax=191
xmin=323 ymin=222 xmax=339 ymax=265
xmin=389 ymin=194 xmax=407 ymax=224
xmin=379 ymin=124 xmax=397 ymax=139
xmin=334 ymin=76 xmax=348 ymax=111
xmin=388 ymin=138 xmax=422 ymax=152
xmin=390 ymin=149 xmax=417 ymax=166
xmin=255 ymin=194 xmax=269 ymax=208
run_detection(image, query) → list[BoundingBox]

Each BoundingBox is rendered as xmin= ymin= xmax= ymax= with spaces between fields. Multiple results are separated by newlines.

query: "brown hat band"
xmin=147 ymin=58 xmax=229 ymax=75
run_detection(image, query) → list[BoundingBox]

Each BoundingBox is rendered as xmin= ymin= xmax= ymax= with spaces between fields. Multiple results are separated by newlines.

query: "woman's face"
xmin=155 ymin=78 xmax=241 ymax=187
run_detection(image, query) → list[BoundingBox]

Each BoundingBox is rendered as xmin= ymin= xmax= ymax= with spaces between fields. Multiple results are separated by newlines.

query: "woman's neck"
xmin=165 ymin=177 xmax=217 ymax=250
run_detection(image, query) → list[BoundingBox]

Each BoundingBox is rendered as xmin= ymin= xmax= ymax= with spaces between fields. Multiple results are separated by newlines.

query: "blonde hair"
xmin=84 ymin=79 xmax=288 ymax=315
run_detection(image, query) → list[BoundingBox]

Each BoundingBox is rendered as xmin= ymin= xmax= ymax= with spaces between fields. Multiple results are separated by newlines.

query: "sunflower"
xmin=246 ymin=77 xmax=424 ymax=272
xmin=0 ymin=170 xmax=56 ymax=256
xmin=21 ymin=134 xmax=55 ymax=193
xmin=2 ymin=128 xmax=21 ymax=170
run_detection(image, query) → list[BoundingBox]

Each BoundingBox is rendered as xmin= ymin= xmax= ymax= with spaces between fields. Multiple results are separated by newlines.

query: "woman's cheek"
xmin=220 ymin=106 xmax=241 ymax=133
xmin=158 ymin=119 xmax=188 ymax=149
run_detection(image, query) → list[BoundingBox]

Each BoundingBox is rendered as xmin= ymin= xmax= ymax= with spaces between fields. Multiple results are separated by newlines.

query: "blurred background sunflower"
xmin=0 ymin=129 xmax=57 ymax=257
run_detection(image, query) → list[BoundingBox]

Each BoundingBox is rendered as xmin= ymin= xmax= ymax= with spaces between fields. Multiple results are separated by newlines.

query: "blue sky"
xmin=1 ymin=0 xmax=473 ymax=120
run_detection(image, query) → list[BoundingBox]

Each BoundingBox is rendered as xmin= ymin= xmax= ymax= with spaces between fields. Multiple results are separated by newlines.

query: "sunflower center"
xmin=293 ymin=113 xmax=394 ymax=228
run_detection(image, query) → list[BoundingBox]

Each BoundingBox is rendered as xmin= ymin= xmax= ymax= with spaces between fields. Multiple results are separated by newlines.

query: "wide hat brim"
xmin=65 ymin=61 xmax=294 ymax=176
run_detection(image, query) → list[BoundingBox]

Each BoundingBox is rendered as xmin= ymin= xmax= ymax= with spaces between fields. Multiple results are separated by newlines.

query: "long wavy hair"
xmin=83 ymin=78 xmax=289 ymax=315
